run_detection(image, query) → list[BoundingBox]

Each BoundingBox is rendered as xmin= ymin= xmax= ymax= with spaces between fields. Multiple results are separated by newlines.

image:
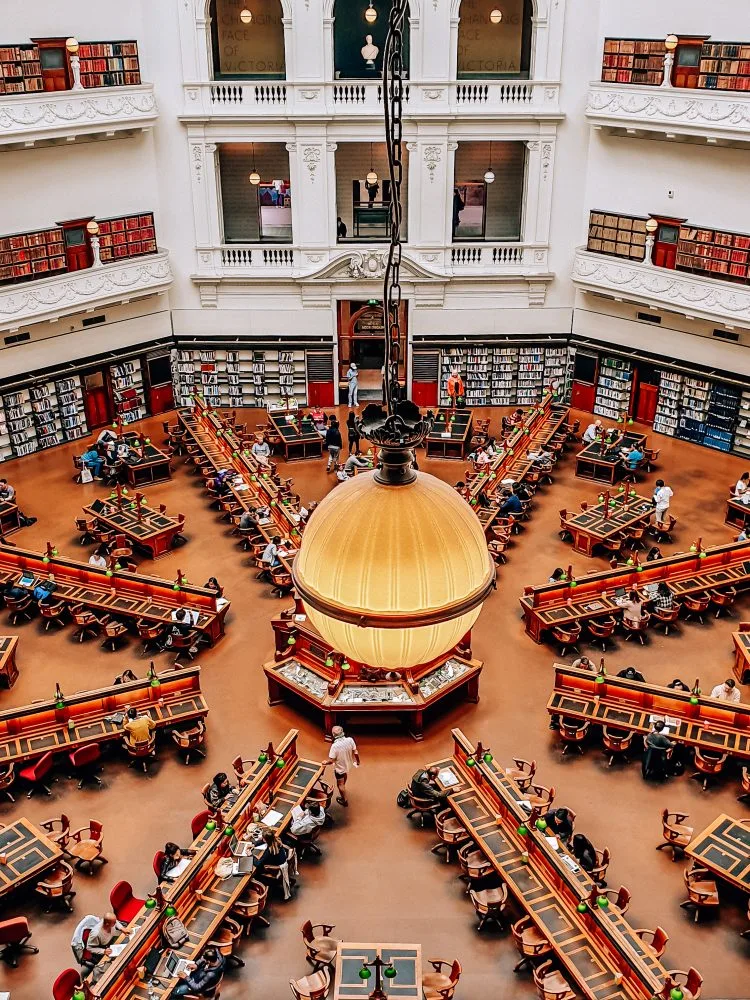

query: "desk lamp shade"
xmin=293 ymin=469 xmax=493 ymax=668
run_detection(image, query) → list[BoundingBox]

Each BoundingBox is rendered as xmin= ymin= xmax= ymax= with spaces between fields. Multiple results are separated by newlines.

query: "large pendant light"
xmin=248 ymin=142 xmax=260 ymax=186
xmin=484 ymin=140 xmax=495 ymax=184
xmin=366 ymin=142 xmax=378 ymax=187
xmin=292 ymin=1 xmax=495 ymax=670
xmin=365 ymin=2 xmax=377 ymax=23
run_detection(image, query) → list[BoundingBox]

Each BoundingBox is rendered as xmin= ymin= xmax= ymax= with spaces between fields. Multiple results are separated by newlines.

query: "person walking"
xmin=346 ymin=411 xmax=361 ymax=455
xmin=346 ymin=363 xmax=359 ymax=407
xmin=325 ymin=418 xmax=343 ymax=472
xmin=322 ymin=725 xmax=360 ymax=807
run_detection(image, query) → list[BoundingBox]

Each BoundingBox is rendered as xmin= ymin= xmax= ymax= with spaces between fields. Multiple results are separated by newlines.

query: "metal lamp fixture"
xmin=65 ymin=37 xmax=79 ymax=54
xmin=645 ymin=218 xmax=658 ymax=234
xmin=248 ymin=143 xmax=260 ymax=185
xmin=240 ymin=8 xmax=253 ymax=24
xmin=664 ymin=33 xmax=679 ymax=51
xmin=365 ymin=2 xmax=378 ymax=24
xmin=86 ymin=221 xmax=100 ymax=236
xmin=489 ymin=9 xmax=503 ymax=24
xmin=484 ymin=140 xmax=495 ymax=184
xmin=366 ymin=142 xmax=378 ymax=186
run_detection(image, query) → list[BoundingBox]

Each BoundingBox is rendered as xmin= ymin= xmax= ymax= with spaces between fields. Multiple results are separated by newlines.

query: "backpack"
xmin=396 ymin=788 xmax=410 ymax=809
xmin=162 ymin=915 xmax=189 ymax=949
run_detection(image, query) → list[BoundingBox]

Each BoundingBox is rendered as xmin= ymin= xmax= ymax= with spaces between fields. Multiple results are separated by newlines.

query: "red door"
xmin=146 ymin=355 xmax=174 ymax=415
xmin=673 ymin=41 xmax=703 ymax=88
xmin=33 ymin=39 xmax=72 ymax=91
xmin=570 ymin=381 xmax=596 ymax=412
xmin=63 ymin=227 xmax=92 ymax=271
xmin=83 ymin=371 xmax=111 ymax=429
xmin=412 ymin=381 xmax=438 ymax=407
xmin=652 ymin=223 xmax=680 ymax=270
xmin=635 ymin=383 xmax=659 ymax=424
xmin=308 ymin=381 xmax=335 ymax=406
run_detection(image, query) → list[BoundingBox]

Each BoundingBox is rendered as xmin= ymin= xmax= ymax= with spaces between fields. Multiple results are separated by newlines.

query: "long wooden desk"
xmin=725 ymin=496 xmax=750 ymax=529
xmin=120 ymin=433 xmax=172 ymax=487
xmin=0 ymin=665 xmax=207 ymax=767
xmin=520 ymin=539 xmax=750 ymax=643
xmin=685 ymin=814 xmax=750 ymax=893
xmin=268 ymin=410 xmax=324 ymax=461
xmin=575 ymin=432 xmax=647 ymax=485
xmin=425 ymin=409 xmax=472 ymax=459
xmin=333 ymin=943 xmax=422 ymax=1000
xmin=0 ymin=635 xmax=18 ymax=688
xmin=84 ymin=498 xmax=184 ymax=560
xmin=732 ymin=629 xmax=750 ymax=684
xmin=427 ymin=729 xmax=676 ymax=1000
xmin=0 ymin=498 xmax=21 ymax=536
xmin=548 ymin=663 xmax=750 ymax=761
xmin=0 ymin=543 xmax=227 ymax=645
xmin=562 ymin=492 xmax=653 ymax=556
xmin=0 ymin=816 xmax=63 ymax=898
xmin=86 ymin=729 xmax=323 ymax=999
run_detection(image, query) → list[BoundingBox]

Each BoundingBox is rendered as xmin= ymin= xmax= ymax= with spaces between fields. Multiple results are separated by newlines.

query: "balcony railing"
xmin=449 ymin=243 xmax=549 ymax=274
xmin=0 ymin=249 xmax=172 ymax=332
xmin=572 ymin=246 xmax=750 ymax=328
xmin=0 ymin=83 xmax=158 ymax=148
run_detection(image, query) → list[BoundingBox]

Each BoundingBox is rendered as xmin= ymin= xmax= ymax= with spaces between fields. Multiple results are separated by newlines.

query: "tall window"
xmin=210 ymin=0 xmax=286 ymax=78
xmin=218 ymin=144 xmax=292 ymax=243
xmin=457 ymin=0 xmax=533 ymax=78
xmin=453 ymin=141 xmax=526 ymax=241
xmin=333 ymin=0 xmax=410 ymax=79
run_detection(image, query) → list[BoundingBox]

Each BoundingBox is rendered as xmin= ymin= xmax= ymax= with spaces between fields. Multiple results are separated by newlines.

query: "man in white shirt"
xmin=582 ymin=420 xmax=602 ymax=444
xmin=652 ymin=479 xmax=674 ymax=523
xmin=0 ymin=479 xmax=15 ymax=502
xmin=734 ymin=472 xmax=750 ymax=496
xmin=252 ymin=437 xmax=271 ymax=467
xmin=474 ymin=447 xmax=490 ymax=467
xmin=710 ymin=678 xmax=740 ymax=703
xmin=322 ymin=726 xmax=360 ymax=807
xmin=289 ymin=800 xmax=326 ymax=837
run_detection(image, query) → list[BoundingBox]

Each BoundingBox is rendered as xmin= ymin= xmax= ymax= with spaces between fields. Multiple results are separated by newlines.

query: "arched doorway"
xmin=333 ymin=0 xmax=410 ymax=79
xmin=457 ymin=0 xmax=533 ymax=78
xmin=209 ymin=0 xmax=286 ymax=78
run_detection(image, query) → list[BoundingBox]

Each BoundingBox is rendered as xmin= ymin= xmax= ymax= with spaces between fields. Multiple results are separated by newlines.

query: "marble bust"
xmin=361 ymin=34 xmax=379 ymax=67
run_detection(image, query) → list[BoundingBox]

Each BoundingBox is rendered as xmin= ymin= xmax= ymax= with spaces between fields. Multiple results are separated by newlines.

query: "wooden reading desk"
xmin=562 ymin=491 xmax=654 ymax=556
xmin=0 ymin=498 xmax=21 ymax=536
xmin=520 ymin=539 xmax=750 ymax=643
xmin=426 ymin=729 xmax=678 ymax=1000
xmin=725 ymin=496 xmax=750 ymax=530
xmin=268 ymin=410 xmax=324 ymax=461
xmin=685 ymin=814 xmax=750 ymax=893
xmin=0 ymin=816 xmax=63 ymax=898
xmin=120 ymin=433 xmax=172 ymax=487
xmin=0 ymin=665 xmax=207 ymax=768
xmin=548 ymin=663 xmax=750 ymax=762
xmin=0 ymin=543 xmax=227 ymax=645
xmin=333 ymin=943 xmax=422 ymax=1000
xmin=84 ymin=497 xmax=184 ymax=560
xmin=0 ymin=635 xmax=18 ymax=688
xmin=425 ymin=409 xmax=472 ymax=460
xmin=85 ymin=729 xmax=323 ymax=999
xmin=732 ymin=628 xmax=750 ymax=685
xmin=575 ymin=432 xmax=647 ymax=485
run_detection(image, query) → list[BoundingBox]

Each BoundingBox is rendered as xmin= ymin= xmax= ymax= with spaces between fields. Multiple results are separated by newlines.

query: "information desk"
xmin=0 ymin=635 xmax=18 ymax=688
xmin=0 ymin=665 xmax=207 ymax=768
xmin=685 ymin=814 xmax=750 ymax=893
xmin=520 ymin=539 xmax=750 ymax=643
xmin=561 ymin=492 xmax=654 ymax=556
xmin=425 ymin=409 xmax=472 ymax=460
xmin=86 ymin=729 xmax=323 ymax=1000
xmin=725 ymin=496 xmax=750 ymax=529
xmin=732 ymin=629 xmax=750 ymax=685
xmin=427 ymin=729 xmax=676 ymax=1000
xmin=0 ymin=498 xmax=21 ymax=536
xmin=264 ymin=609 xmax=481 ymax=741
xmin=84 ymin=498 xmax=184 ymax=560
xmin=333 ymin=943 xmax=422 ymax=1000
xmin=268 ymin=410 xmax=324 ymax=461
xmin=575 ymin=432 xmax=647 ymax=485
xmin=0 ymin=543 xmax=227 ymax=645
xmin=0 ymin=816 xmax=63 ymax=899
xmin=118 ymin=433 xmax=172 ymax=487
xmin=547 ymin=663 xmax=750 ymax=761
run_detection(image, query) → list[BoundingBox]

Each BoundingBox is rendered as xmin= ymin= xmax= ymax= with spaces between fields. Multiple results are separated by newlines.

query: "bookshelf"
xmin=594 ymin=357 xmax=632 ymax=420
xmin=97 ymin=213 xmax=157 ymax=263
xmin=704 ymin=383 xmax=740 ymax=452
xmin=439 ymin=349 xmax=466 ymax=407
xmin=733 ymin=390 xmax=750 ymax=458
xmin=78 ymin=40 xmax=141 ymax=89
xmin=0 ymin=43 xmax=42 ymax=94
xmin=2 ymin=390 xmax=37 ymax=458
xmin=676 ymin=376 xmax=711 ymax=445
xmin=517 ymin=347 xmax=545 ymax=405
xmin=29 ymin=381 xmax=61 ymax=450
xmin=110 ymin=360 xmax=146 ymax=424
xmin=490 ymin=347 xmax=518 ymax=406
xmin=676 ymin=224 xmax=750 ymax=285
xmin=0 ymin=404 xmax=8 ymax=463
xmin=653 ymin=371 xmax=683 ymax=437
xmin=0 ymin=226 xmax=66 ymax=286
xmin=587 ymin=211 xmax=648 ymax=261
xmin=55 ymin=376 xmax=87 ymax=441
xmin=698 ymin=41 xmax=750 ymax=92
xmin=171 ymin=347 xmax=308 ymax=409
xmin=601 ymin=38 xmax=666 ymax=86
xmin=439 ymin=344 xmax=569 ymax=408
xmin=464 ymin=349 xmax=492 ymax=406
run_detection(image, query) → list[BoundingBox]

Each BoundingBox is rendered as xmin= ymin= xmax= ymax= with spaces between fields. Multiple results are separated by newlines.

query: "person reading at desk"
xmin=710 ymin=678 xmax=740 ymax=703
xmin=498 ymin=489 xmax=523 ymax=518
xmin=155 ymin=608 xmax=197 ymax=652
xmin=642 ymin=720 xmax=674 ymax=781
xmin=542 ymin=806 xmax=575 ymax=844
xmin=3 ymin=579 xmax=28 ymax=602
xmin=342 ymin=453 xmax=371 ymax=478
xmin=213 ymin=470 xmax=232 ymax=497
xmin=621 ymin=444 xmax=644 ymax=471
xmin=252 ymin=436 xmax=271 ymax=467
xmin=734 ymin=472 xmax=750 ymax=496
xmin=123 ymin=706 xmax=156 ymax=747
xmin=615 ymin=590 xmax=645 ymax=627
xmin=582 ymin=420 xmax=602 ymax=444
xmin=571 ymin=834 xmax=599 ymax=879
xmin=256 ymin=830 xmax=297 ymax=899
xmin=89 ymin=544 xmax=110 ymax=569
xmin=205 ymin=772 xmax=237 ymax=810
xmin=474 ymin=446 xmax=490 ymax=468
xmin=667 ymin=678 xmax=690 ymax=692
xmin=82 ymin=446 xmax=105 ymax=480
xmin=159 ymin=842 xmax=196 ymax=882
xmin=0 ymin=478 xmax=15 ymax=501
xmin=410 ymin=765 xmax=448 ymax=809
xmin=258 ymin=536 xmax=282 ymax=581
xmin=617 ymin=666 xmax=645 ymax=682
xmin=170 ymin=946 xmax=225 ymax=997
xmin=74 ymin=912 xmax=126 ymax=975
xmin=288 ymin=800 xmax=326 ymax=838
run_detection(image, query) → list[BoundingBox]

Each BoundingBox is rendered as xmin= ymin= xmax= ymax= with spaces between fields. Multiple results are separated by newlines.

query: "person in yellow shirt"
xmin=122 ymin=707 xmax=156 ymax=746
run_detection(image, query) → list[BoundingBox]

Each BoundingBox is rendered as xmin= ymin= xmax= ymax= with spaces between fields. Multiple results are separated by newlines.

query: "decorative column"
xmin=524 ymin=137 xmax=555 ymax=247
xmin=291 ymin=135 xmax=331 ymax=254
xmin=408 ymin=137 xmax=450 ymax=249
xmin=187 ymin=130 xmax=222 ymax=280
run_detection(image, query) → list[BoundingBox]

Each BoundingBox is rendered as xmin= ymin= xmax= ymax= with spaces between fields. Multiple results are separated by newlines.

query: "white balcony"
xmin=448 ymin=243 xmax=549 ymax=276
xmin=181 ymin=79 xmax=562 ymax=122
xmin=572 ymin=246 xmax=750 ymax=329
xmin=0 ymin=249 xmax=173 ymax=332
xmin=586 ymin=81 xmax=750 ymax=147
xmin=0 ymin=83 xmax=158 ymax=150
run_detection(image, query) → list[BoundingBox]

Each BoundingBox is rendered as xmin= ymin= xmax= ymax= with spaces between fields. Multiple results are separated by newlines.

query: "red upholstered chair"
xmin=153 ymin=850 xmax=166 ymax=879
xmin=18 ymin=751 xmax=55 ymax=798
xmin=0 ymin=916 xmax=38 ymax=967
xmin=110 ymin=881 xmax=145 ymax=926
xmin=53 ymin=968 xmax=83 ymax=1000
xmin=68 ymin=743 xmax=103 ymax=788
xmin=191 ymin=809 xmax=211 ymax=839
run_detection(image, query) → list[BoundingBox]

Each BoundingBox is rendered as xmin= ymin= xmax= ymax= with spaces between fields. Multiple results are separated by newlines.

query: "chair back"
xmin=88 ymin=820 xmax=104 ymax=844
xmin=153 ymin=851 xmax=166 ymax=877
xmin=110 ymin=880 xmax=136 ymax=917
xmin=0 ymin=762 xmax=14 ymax=790
xmin=448 ymin=960 xmax=461 ymax=985
xmin=694 ymin=748 xmax=727 ymax=774
xmin=71 ymin=743 xmax=101 ymax=768
xmin=191 ymin=810 xmax=210 ymax=838
xmin=686 ymin=969 xmax=703 ymax=998
xmin=31 ymin=752 xmax=54 ymax=781
xmin=127 ymin=736 xmax=156 ymax=759
xmin=602 ymin=728 xmax=633 ymax=752
xmin=616 ymin=886 xmax=631 ymax=912
xmin=53 ymin=968 xmax=82 ymax=1000
xmin=300 ymin=919 xmax=315 ymax=947
xmin=0 ymin=916 xmax=31 ymax=943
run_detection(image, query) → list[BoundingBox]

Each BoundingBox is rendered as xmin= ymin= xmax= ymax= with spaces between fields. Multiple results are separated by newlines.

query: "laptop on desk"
xmin=146 ymin=947 xmax=191 ymax=981
xmin=232 ymin=854 xmax=256 ymax=876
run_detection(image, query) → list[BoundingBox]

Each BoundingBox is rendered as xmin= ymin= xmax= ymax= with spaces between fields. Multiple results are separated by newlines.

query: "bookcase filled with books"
xmin=517 ymin=347 xmax=545 ymax=405
xmin=653 ymin=371 xmax=683 ymax=437
xmin=0 ymin=44 xmax=42 ymax=94
xmin=587 ymin=211 xmax=648 ymax=261
xmin=676 ymin=376 xmax=711 ymax=446
xmin=464 ymin=348 xmax=492 ymax=406
xmin=266 ymin=350 xmax=307 ymax=408
xmin=110 ymin=360 xmax=146 ymax=425
xmin=438 ymin=344 xmax=570 ymax=408
xmin=703 ymin=383 xmax=740 ymax=452
xmin=97 ymin=213 xmax=157 ymax=263
xmin=78 ymin=40 xmax=141 ymax=89
xmin=698 ymin=41 xmax=750 ymax=91
xmin=439 ymin=348 xmax=466 ymax=407
xmin=171 ymin=348 xmax=308 ymax=410
xmin=1 ymin=390 xmax=37 ymax=459
xmin=0 ymin=226 xmax=66 ymax=286
xmin=29 ymin=381 xmax=61 ymax=450
xmin=675 ymin=224 xmax=750 ymax=285
xmin=733 ymin=390 xmax=750 ymax=459
xmin=490 ymin=347 xmax=518 ymax=405
xmin=55 ymin=377 xmax=87 ymax=442
xmin=594 ymin=358 xmax=632 ymax=420
xmin=601 ymin=38 xmax=666 ymax=85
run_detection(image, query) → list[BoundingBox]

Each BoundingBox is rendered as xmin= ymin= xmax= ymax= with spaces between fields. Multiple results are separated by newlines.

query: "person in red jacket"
xmin=446 ymin=369 xmax=464 ymax=407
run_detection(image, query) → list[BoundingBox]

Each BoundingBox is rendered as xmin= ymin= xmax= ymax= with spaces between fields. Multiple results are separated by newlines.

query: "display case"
xmin=676 ymin=224 xmax=750 ymax=284
xmin=698 ymin=40 xmax=750 ymax=91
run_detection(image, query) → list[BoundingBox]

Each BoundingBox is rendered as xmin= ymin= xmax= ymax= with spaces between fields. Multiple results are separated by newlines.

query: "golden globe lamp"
xmin=489 ymin=9 xmax=503 ymax=24
xmin=240 ymin=8 xmax=253 ymax=24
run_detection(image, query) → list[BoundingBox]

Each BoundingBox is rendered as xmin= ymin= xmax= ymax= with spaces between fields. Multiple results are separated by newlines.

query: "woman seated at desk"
xmin=159 ymin=841 xmax=196 ymax=882
xmin=615 ymin=589 xmax=646 ymax=626
xmin=205 ymin=772 xmax=238 ymax=811
xmin=256 ymin=830 xmax=297 ymax=899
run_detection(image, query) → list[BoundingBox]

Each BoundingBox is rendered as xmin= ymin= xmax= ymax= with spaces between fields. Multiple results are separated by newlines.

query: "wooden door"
xmin=146 ymin=355 xmax=174 ymax=415
xmin=652 ymin=221 xmax=682 ymax=270
xmin=673 ymin=40 xmax=703 ymax=88
xmin=635 ymin=383 xmax=659 ymax=424
xmin=83 ymin=371 xmax=111 ymax=429
xmin=63 ymin=228 xmax=92 ymax=271
xmin=33 ymin=39 xmax=72 ymax=91
xmin=571 ymin=381 xmax=596 ymax=412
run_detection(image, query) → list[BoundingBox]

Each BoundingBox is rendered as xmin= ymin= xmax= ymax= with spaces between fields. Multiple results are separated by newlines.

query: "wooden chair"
xmin=532 ymin=960 xmax=575 ymax=1000
xmin=171 ymin=629 xmax=202 ymax=665
xmin=289 ymin=968 xmax=331 ymax=1000
xmin=587 ymin=616 xmax=616 ymax=651
xmin=651 ymin=603 xmax=681 ymax=635
xmin=597 ymin=886 xmax=630 ymax=915
xmin=68 ymin=743 xmax=103 ymax=788
xmin=511 ymin=915 xmax=551 ymax=972
xmin=505 ymin=758 xmax=536 ymax=792
xmin=589 ymin=847 xmax=611 ymax=888
xmin=75 ymin=516 xmax=96 ymax=544
xmin=39 ymin=814 xmax=71 ymax=849
xmin=635 ymin=927 xmax=668 ymax=960
xmin=5 ymin=593 xmax=33 ymax=625
xmin=681 ymin=594 xmax=710 ymax=625
xmin=270 ymin=565 xmax=294 ymax=599
xmin=422 ymin=959 xmax=461 ymax=1000
xmin=0 ymin=917 xmax=39 ymax=967
xmin=738 ymin=766 xmax=750 ymax=804
xmin=656 ymin=809 xmax=693 ymax=861
xmin=72 ymin=455 xmax=85 ymax=483
xmin=624 ymin=525 xmax=646 ymax=551
xmin=457 ymin=842 xmax=492 ymax=888
xmin=71 ymin=604 xmax=101 ymax=642
xmin=137 ymin=618 xmax=165 ymax=655
xmin=100 ymin=615 xmax=129 ymax=651
xmin=109 ymin=880 xmax=145 ymax=925
xmin=643 ymin=447 xmax=660 ymax=472
xmin=526 ymin=783 xmax=554 ymax=811
xmin=469 ymin=884 xmax=509 ymax=931
xmin=0 ymin=762 xmax=15 ymax=802
xmin=431 ymin=808 xmax=470 ymax=864
xmin=652 ymin=514 xmax=677 ymax=543
xmin=65 ymin=819 xmax=107 ymax=873
xmin=488 ymin=539 xmax=508 ymax=565
xmin=599 ymin=534 xmax=625 ymax=559
xmin=680 ymin=864 xmax=719 ymax=923
xmin=690 ymin=748 xmax=728 ymax=791
xmin=709 ymin=586 xmax=736 ymax=618
xmin=666 ymin=968 xmax=703 ymax=1000
xmin=231 ymin=879 xmax=270 ymax=935
xmin=601 ymin=727 xmax=634 ymax=767
xmin=124 ymin=734 xmax=157 ymax=773
xmin=550 ymin=622 xmax=581 ymax=657
xmin=34 ymin=860 xmax=76 ymax=911
xmin=208 ymin=916 xmax=245 ymax=968
xmin=286 ymin=823 xmax=323 ymax=862
xmin=40 ymin=600 xmax=67 ymax=631
xmin=171 ymin=720 xmax=206 ymax=764
xmin=622 ymin=612 xmax=650 ymax=644
xmin=301 ymin=920 xmax=339 ymax=970
xmin=558 ymin=510 xmax=572 ymax=541
xmin=53 ymin=968 xmax=83 ymax=1000
xmin=232 ymin=755 xmax=255 ymax=782
xmin=558 ymin=718 xmax=589 ymax=755
xmin=18 ymin=752 xmax=55 ymax=798
xmin=406 ymin=790 xmax=439 ymax=827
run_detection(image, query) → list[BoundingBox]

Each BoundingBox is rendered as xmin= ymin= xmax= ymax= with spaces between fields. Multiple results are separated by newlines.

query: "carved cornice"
xmin=573 ymin=247 xmax=750 ymax=328
xmin=0 ymin=250 xmax=173 ymax=332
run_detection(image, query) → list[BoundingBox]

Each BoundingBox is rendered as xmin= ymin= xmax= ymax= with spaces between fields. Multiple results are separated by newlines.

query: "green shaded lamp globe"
xmin=671 ymin=991 xmax=684 ymax=1000
xmin=577 ymin=902 xmax=587 ymax=912
xmin=258 ymin=752 xmax=268 ymax=763
xmin=466 ymin=756 xmax=476 ymax=767
xmin=205 ymin=820 xmax=217 ymax=831
xmin=384 ymin=966 xmax=397 ymax=979
xmin=569 ymin=580 xmax=577 ymax=588
xmin=690 ymin=695 xmax=699 ymax=705
xmin=287 ymin=635 xmax=296 ymax=645
xmin=535 ymin=818 xmax=548 ymax=831
xmin=517 ymin=824 xmax=528 ymax=836
xmin=276 ymin=758 xmax=285 ymax=768
xmin=483 ymin=752 xmax=493 ymax=763
xmin=224 ymin=826 xmax=234 ymax=837
xmin=698 ymin=551 xmax=707 ymax=559
xmin=359 ymin=968 xmax=372 ymax=980
xmin=73 ymin=991 xmax=86 ymax=1000
xmin=145 ymin=898 xmax=157 ymax=909
xmin=597 ymin=896 xmax=609 ymax=908
xmin=165 ymin=906 xmax=176 ymax=917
